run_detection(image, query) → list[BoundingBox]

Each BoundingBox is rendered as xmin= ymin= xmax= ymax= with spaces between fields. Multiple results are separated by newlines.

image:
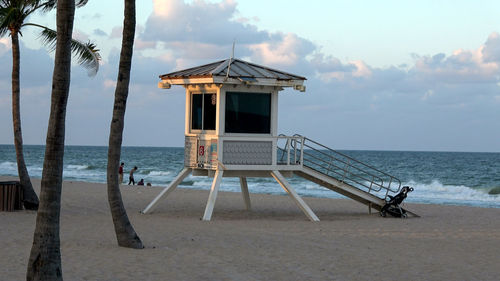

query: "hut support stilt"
xmin=239 ymin=177 xmax=251 ymax=210
xmin=270 ymin=170 xmax=320 ymax=222
xmin=141 ymin=167 xmax=192 ymax=214
xmin=202 ymin=169 xmax=224 ymax=221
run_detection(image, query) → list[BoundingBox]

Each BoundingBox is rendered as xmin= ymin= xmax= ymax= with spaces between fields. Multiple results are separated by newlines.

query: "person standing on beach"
xmin=128 ymin=166 xmax=138 ymax=185
xmin=118 ymin=162 xmax=125 ymax=184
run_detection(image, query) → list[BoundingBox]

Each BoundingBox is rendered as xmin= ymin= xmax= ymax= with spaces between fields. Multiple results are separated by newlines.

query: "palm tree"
xmin=106 ymin=0 xmax=143 ymax=249
xmin=26 ymin=1 xmax=93 ymax=280
xmin=0 ymin=0 xmax=100 ymax=210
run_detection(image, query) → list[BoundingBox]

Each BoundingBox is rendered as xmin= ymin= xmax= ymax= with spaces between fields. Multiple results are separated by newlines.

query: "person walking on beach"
xmin=128 ymin=166 xmax=138 ymax=185
xmin=118 ymin=162 xmax=125 ymax=184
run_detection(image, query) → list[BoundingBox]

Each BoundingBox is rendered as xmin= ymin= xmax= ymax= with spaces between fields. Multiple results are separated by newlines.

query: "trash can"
xmin=0 ymin=181 xmax=23 ymax=211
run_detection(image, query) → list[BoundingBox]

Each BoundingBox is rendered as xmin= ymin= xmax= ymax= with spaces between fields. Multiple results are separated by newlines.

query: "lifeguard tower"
xmin=142 ymin=58 xmax=416 ymax=221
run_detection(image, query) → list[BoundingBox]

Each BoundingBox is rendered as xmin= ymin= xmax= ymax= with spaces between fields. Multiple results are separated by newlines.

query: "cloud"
xmin=411 ymin=39 xmax=500 ymax=84
xmin=0 ymin=42 xmax=54 ymax=87
xmin=305 ymin=32 xmax=500 ymax=106
xmin=134 ymin=39 xmax=157 ymax=50
xmin=421 ymin=89 xmax=434 ymax=101
xmin=310 ymin=53 xmax=375 ymax=83
xmin=140 ymin=0 xmax=316 ymax=73
xmin=110 ymin=26 xmax=123 ymax=39
xmin=350 ymin=60 xmax=372 ymax=78
xmin=0 ymin=38 xmax=11 ymax=56
xmin=482 ymin=32 xmax=500 ymax=63
xmin=248 ymin=33 xmax=315 ymax=67
xmin=103 ymin=79 xmax=116 ymax=89
xmin=234 ymin=16 xmax=260 ymax=24
xmin=93 ymin=28 xmax=107 ymax=37
xmin=144 ymin=0 xmax=268 ymax=45
xmin=73 ymin=29 xmax=90 ymax=42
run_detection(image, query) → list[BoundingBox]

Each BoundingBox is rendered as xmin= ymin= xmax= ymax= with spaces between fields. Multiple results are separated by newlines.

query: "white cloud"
xmin=153 ymin=0 xmax=185 ymax=17
xmin=140 ymin=0 xmax=316 ymax=73
xmin=350 ymin=60 xmax=372 ymax=78
xmin=135 ymin=39 xmax=157 ymax=50
xmin=110 ymin=26 xmax=123 ymax=39
xmin=312 ymin=58 xmax=372 ymax=82
xmin=0 ymin=38 xmax=11 ymax=56
xmin=103 ymin=79 xmax=116 ymax=89
xmin=168 ymin=41 xmax=231 ymax=60
xmin=248 ymin=33 xmax=311 ymax=66
xmin=482 ymin=32 xmax=500 ymax=63
xmin=144 ymin=0 xmax=267 ymax=45
xmin=412 ymin=34 xmax=500 ymax=83
xmin=422 ymin=89 xmax=434 ymax=101
xmin=73 ymin=29 xmax=90 ymax=42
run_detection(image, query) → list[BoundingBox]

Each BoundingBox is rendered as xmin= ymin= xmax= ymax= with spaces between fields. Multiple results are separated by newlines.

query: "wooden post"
xmin=142 ymin=168 xmax=192 ymax=214
xmin=202 ymin=169 xmax=224 ymax=221
xmin=270 ymin=170 xmax=319 ymax=222
xmin=239 ymin=177 xmax=251 ymax=210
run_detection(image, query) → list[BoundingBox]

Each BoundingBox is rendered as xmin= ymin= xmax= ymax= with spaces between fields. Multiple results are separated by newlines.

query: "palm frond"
xmin=41 ymin=0 xmax=56 ymax=12
xmin=42 ymin=0 xmax=89 ymax=12
xmin=0 ymin=3 xmax=28 ymax=37
xmin=0 ymin=6 xmax=12 ymax=36
xmin=76 ymin=0 xmax=89 ymax=8
xmin=39 ymin=27 xmax=101 ymax=76
xmin=0 ymin=1 xmax=40 ymax=36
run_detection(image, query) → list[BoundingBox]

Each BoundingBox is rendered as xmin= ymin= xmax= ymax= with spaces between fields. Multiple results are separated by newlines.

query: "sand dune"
xmin=1 ymin=177 xmax=499 ymax=280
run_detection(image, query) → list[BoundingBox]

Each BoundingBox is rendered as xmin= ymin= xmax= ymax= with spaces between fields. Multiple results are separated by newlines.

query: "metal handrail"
xmin=301 ymin=149 xmax=385 ymax=192
xmin=277 ymin=134 xmax=401 ymax=199
xmin=277 ymin=134 xmax=304 ymax=166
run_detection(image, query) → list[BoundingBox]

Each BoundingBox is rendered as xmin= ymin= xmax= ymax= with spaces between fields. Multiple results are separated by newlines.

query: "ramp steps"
xmin=278 ymin=135 xmax=416 ymax=216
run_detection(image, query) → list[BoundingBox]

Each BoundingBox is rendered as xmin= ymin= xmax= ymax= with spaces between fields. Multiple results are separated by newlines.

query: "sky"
xmin=1 ymin=0 xmax=500 ymax=152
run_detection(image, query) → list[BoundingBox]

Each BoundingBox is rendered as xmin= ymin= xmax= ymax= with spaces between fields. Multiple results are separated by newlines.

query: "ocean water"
xmin=0 ymin=145 xmax=499 ymax=208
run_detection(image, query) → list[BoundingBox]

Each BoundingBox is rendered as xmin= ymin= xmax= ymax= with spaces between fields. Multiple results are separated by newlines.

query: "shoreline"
xmin=2 ymin=175 xmax=499 ymax=210
xmin=1 ymin=177 xmax=500 ymax=280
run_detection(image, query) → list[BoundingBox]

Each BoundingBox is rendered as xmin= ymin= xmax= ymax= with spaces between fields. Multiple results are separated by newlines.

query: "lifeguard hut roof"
xmin=158 ymin=58 xmax=306 ymax=89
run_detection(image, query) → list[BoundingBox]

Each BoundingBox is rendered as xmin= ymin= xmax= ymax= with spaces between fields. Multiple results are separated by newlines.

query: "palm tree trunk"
xmin=10 ymin=30 xmax=39 ymax=210
xmin=106 ymin=0 xmax=143 ymax=249
xmin=27 ymin=1 xmax=75 ymax=280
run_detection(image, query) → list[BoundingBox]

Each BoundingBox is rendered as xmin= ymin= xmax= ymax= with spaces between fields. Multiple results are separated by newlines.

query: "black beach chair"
xmin=380 ymin=186 xmax=414 ymax=218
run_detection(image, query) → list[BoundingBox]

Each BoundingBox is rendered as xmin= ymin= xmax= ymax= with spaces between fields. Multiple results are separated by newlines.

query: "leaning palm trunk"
xmin=10 ymin=30 xmax=39 ymax=210
xmin=27 ymin=1 xmax=75 ymax=280
xmin=106 ymin=0 xmax=143 ymax=249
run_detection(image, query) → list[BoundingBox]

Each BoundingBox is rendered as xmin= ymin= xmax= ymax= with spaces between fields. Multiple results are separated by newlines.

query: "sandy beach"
xmin=1 ymin=176 xmax=499 ymax=281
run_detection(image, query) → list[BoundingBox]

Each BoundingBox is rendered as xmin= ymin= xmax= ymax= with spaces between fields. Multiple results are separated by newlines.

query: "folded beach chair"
xmin=380 ymin=186 xmax=414 ymax=218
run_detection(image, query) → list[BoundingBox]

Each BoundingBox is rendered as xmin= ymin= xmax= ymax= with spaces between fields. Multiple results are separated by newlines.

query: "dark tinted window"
xmin=203 ymin=93 xmax=216 ymax=130
xmin=191 ymin=94 xmax=202 ymax=130
xmin=191 ymin=93 xmax=216 ymax=131
xmin=225 ymin=92 xmax=271 ymax=134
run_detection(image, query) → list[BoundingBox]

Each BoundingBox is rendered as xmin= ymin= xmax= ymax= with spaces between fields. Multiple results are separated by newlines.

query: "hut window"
xmin=191 ymin=93 xmax=216 ymax=131
xmin=225 ymin=92 xmax=271 ymax=134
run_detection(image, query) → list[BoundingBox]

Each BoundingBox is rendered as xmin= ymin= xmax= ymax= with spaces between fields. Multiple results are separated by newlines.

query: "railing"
xmin=277 ymin=134 xmax=401 ymax=199
xmin=276 ymin=135 xmax=304 ymax=166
